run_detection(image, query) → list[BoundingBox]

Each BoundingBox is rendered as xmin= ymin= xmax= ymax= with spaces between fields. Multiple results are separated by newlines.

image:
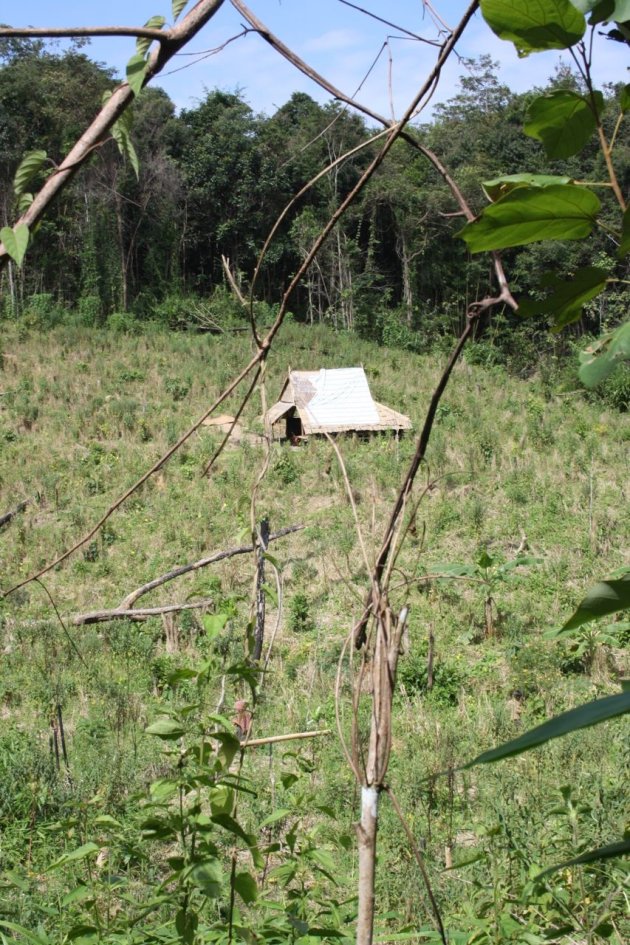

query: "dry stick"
xmin=354 ymin=314 xmax=478 ymax=648
xmin=241 ymin=729 xmax=331 ymax=748
xmin=201 ymin=365 xmax=262 ymax=476
xmin=119 ymin=525 xmax=303 ymax=609
xmin=0 ymin=0 xmax=227 ymax=266
xmin=337 ymin=0 xmax=440 ymax=45
xmin=71 ymin=598 xmax=215 ymax=626
xmin=385 ymin=785 xmax=447 ymax=945
xmin=0 ymin=26 xmax=169 ymax=41
xmin=262 ymin=563 xmax=283 ymax=678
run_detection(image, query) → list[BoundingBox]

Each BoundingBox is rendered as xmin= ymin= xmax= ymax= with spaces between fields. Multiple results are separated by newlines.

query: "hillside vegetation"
xmin=0 ymin=322 xmax=627 ymax=943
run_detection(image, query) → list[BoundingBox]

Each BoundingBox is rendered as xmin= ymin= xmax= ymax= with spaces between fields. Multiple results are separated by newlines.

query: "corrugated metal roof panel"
xmin=291 ymin=368 xmax=379 ymax=427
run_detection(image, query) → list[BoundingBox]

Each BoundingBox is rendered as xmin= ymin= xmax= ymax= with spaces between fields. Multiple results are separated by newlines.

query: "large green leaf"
xmin=573 ymin=0 xmax=630 ymax=23
xmin=136 ymin=16 xmax=165 ymax=58
xmin=535 ymin=838 xmax=630 ymax=877
xmin=188 ymin=861 xmax=223 ymax=897
xmin=620 ymin=84 xmax=630 ymax=114
xmin=233 ymin=871 xmax=258 ymax=904
xmin=13 ymin=150 xmax=47 ymax=196
xmin=524 ymin=90 xmax=604 ymax=158
xmin=0 ymin=224 xmax=29 ymax=267
xmin=519 ymin=266 xmax=609 ymax=328
xmin=173 ymin=0 xmax=189 ymax=20
xmin=126 ymin=53 xmax=148 ymax=97
xmin=578 ymin=320 xmax=630 ymax=386
xmin=482 ymin=173 xmax=572 ymax=202
xmin=48 ymin=843 xmax=100 ymax=871
xmin=111 ymin=110 xmax=140 ymax=179
xmin=459 ymin=184 xmax=600 ymax=252
xmin=480 ymin=0 xmax=586 ymax=55
xmin=145 ymin=719 xmax=186 ymax=739
xmin=560 ymin=571 xmax=630 ymax=632
xmin=462 ymin=690 xmax=630 ymax=767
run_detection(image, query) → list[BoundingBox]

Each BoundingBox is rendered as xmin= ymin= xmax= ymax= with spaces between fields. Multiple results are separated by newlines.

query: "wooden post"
xmin=253 ymin=518 xmax=270 ymax=662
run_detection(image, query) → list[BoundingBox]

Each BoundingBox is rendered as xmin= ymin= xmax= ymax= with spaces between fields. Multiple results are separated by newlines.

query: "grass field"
xmin=0 ymin=321 xmax=628 ymax=943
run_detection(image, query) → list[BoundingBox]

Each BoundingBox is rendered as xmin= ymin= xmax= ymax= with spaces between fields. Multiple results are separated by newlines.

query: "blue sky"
xmin=6 ymin=1 xmax=629 ymax=119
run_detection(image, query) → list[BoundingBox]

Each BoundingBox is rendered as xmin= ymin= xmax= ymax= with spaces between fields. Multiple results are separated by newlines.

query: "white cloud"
xmin=303 ymin=29 xmax=362 ymax=53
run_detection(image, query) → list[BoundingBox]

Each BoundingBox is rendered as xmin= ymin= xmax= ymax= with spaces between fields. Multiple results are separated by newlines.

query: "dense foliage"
xmin=1 ymin=41 xmax=628 ymax=356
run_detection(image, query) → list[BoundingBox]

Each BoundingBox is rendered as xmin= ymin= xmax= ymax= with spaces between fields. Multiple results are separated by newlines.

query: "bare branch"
xmin=119 ymin=525 xmax=304 ymax=609
xmin=241 ymin=729 xmax=331 ymax=748
xmin=0 ymin=26 xmax=168 ymax=41
xmin=71 ymin=598 xmax=215 ymax=626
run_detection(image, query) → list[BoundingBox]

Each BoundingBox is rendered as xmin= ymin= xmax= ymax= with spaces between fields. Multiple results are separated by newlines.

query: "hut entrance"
xmin=286 ymin=410 xmax=303 ymax=440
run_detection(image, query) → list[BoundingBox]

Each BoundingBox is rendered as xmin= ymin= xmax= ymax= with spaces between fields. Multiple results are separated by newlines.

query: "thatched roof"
xmin=265 ymin=368 xmax=412 ymax=437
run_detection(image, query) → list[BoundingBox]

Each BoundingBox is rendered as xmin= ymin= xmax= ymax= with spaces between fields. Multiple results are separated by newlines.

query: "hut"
xmin=265 ymin=367 xmax=412 ymax=441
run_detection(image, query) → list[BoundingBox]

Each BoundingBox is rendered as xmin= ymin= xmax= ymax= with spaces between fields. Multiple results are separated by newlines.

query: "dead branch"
xmin=119 ymin=524 xmax=304 ymax=609
xmin=0 ymin=26 xmax=168 ymax=41
xmin=71 ymin=598 xmax=215 ymax=626
xmin=241 ymin=729 xmax=331 ymax=748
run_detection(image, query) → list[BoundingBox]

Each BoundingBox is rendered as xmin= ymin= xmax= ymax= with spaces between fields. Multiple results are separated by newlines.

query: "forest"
xmin=0 ymin=1 xmax=629 ymax=944
xmin=1 ymin=36 xmax=628 ymax=361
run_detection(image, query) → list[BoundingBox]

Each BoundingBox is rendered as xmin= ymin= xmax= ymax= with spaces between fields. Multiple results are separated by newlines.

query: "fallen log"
xmin=71 ymin=598 xmax=214 ymax=626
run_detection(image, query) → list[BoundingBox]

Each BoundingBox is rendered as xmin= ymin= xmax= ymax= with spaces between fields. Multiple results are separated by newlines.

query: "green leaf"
xmin=61 ymin=886 xmax=93 ymax=907
xmin=13 ymin=150 xmax=47 ymax=196
xmin=66 ymin=925 xmax=98 ymax=942
xmin=175 ymin=909 xmax=198 ymax=945
xmin=482 ymin=174 xmax=572 ymax=201
xmin=111 ymin=111 xmax=140 ymax=180
xmin=126 ymin=53 xmax=148 ymax=97
xmin=578 ymin=320 xmax=630 ymax=386
xmin=560 ymin=571 xmax=630 ymax=632
xmin=1 ymin=223 xmax=30 ymax=267
xmin=203 ymin=612 xmax=228 ymax=641
xmin=145 ymin=719 xmax=186 ymax=739
xmin=574 ymin=0 xmax=630 ymax=24
xmin=212 ymin=812 xmax=251 ymax=844
xmin=173 ymin=0 xmax=189 ymax=20
xmin=48 ymin=842 xmax=100 ymax=870
xmin=459 ymin=184 xmax=600 ymax=252
xmin=462 ymin=690 xmax=630 ymax=767
xmin=480 ymin=0 xmax=586 ymax=55
xmin=0 ymin=922 xmax=51 ymax=945
xmin=166 ymin=667 xmax=199 ymax=686
xmin=259 ymin=808 xmax=293 ymax=827
xmin=136 ymin=16 xmax=165 ymax=58
xmin=519 ymin=266 xmax=609 ymax=329
xmin=524 ymin=90 xmax=603 ymax=158
xmin=620 ymin=84 xmax=630 ymax=113
xmin=93 ymin=815 xmax=122 ymax=828
xmin=535 ymin=838 xmax=630 ymax=877
xmin=234 ymin=871 xmax=258 ymax=904
xmin=188 ymin=860 xmax=223 ymax=897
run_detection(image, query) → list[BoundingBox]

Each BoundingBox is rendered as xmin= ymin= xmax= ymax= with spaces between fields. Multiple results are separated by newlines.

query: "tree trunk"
xmin=356 ymin=785 xmax=380 ymax=945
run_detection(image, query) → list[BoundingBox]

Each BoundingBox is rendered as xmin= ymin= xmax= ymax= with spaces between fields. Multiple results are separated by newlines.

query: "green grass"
xmin=0 ymin=321 xmax=628 ymax=941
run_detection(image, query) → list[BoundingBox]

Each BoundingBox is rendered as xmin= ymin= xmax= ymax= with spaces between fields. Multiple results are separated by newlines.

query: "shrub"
xmin=288 ymin=593 xmax=314 ymax=633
